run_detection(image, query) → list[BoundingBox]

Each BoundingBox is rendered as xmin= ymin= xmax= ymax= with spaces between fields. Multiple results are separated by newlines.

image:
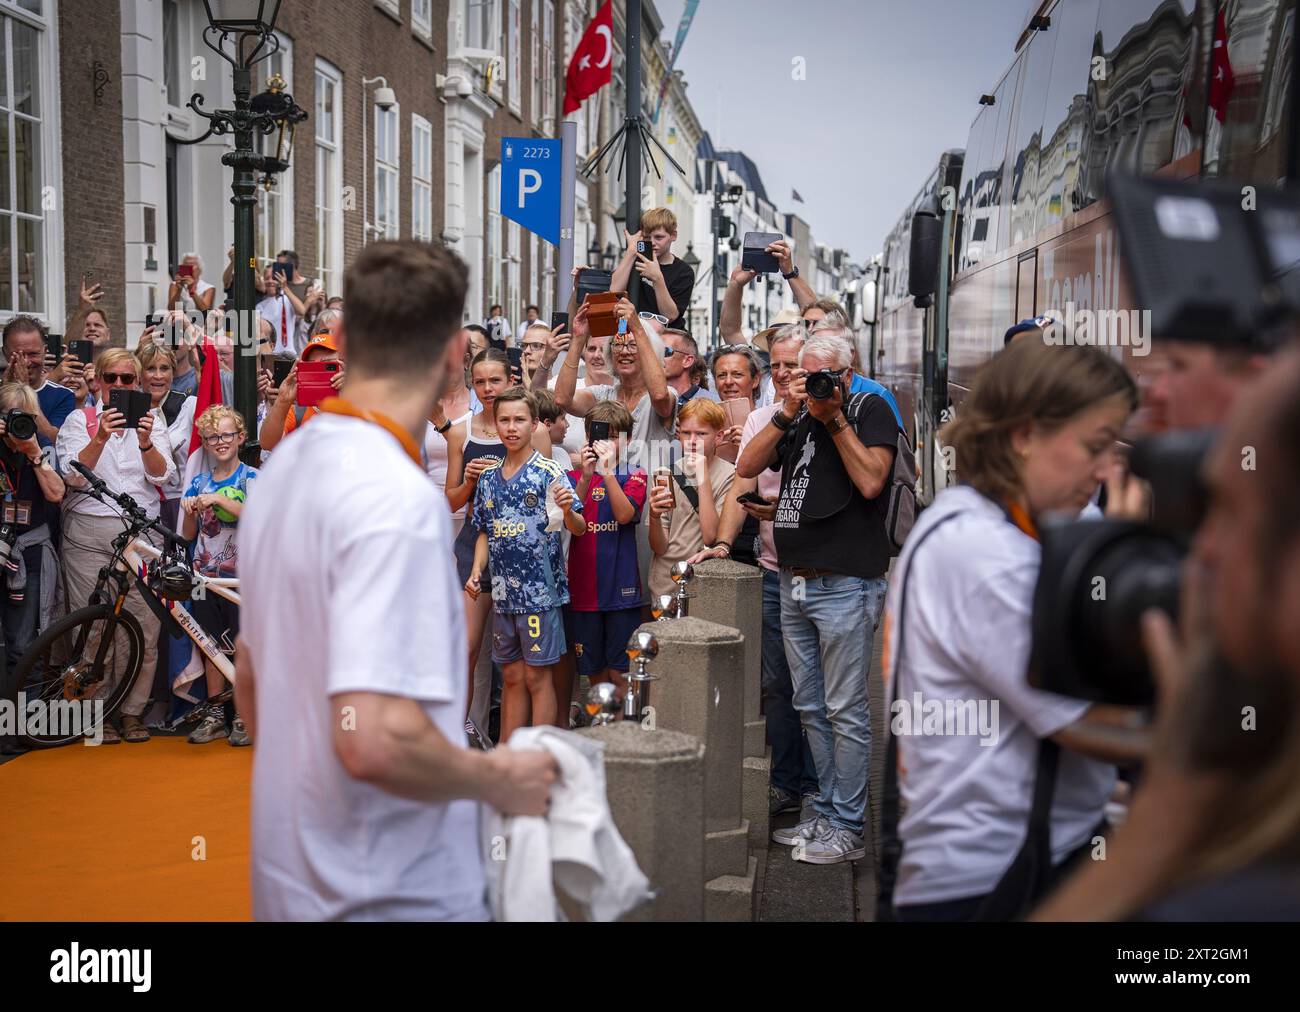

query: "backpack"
xmin=843 ymin=392 xmax=917 ymax=556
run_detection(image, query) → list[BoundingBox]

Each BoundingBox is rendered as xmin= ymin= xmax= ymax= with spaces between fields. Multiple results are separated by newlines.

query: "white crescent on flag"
xmin=595 ymin=24 xmax=613 ymax=68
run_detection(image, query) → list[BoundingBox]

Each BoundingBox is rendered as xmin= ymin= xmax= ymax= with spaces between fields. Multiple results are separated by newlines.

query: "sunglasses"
xmin=101 ymin=372 xmax=138 ymax=385
xmin=638 ymin=312 xmax=669 ymax=326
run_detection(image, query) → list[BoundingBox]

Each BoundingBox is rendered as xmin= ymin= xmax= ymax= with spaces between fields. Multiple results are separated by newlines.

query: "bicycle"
xmin=6 ymin=461 xmax=240 ymax=748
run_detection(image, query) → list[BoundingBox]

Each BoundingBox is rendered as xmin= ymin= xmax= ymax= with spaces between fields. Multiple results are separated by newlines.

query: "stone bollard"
xmin=636 ymin=616 xmax=756 ymax=921
xmin=577 ymin=722 xmax=706 ymax=921
xmin=691 ymin=559 xmax=770 ymax=852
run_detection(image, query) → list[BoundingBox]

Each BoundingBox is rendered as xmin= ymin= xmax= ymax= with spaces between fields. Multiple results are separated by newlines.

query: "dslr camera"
xmin=2 ymin=409 xmax=37 ymax=443
xmin=805 ymin=368 xmax=845 ymax=401
xmin=1028 ymin=172 xmax=1300 ymax=706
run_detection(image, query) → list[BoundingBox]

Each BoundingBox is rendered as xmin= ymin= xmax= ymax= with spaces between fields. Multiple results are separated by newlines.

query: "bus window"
xmin=1205 ymin=0 xmax=1295 ymax=184
xmin=958 ymin=107 xmax=992 ymax=272
xmin=1008 ymin=18 xmax=1061 ymax=246
xmin=983 ymin=61 xmax=1022 ymax=256
xmin=1081 ymin=0 xmax=1198 ymax=205
xmin=1035 ymin=0 xmax=1103 ymax=234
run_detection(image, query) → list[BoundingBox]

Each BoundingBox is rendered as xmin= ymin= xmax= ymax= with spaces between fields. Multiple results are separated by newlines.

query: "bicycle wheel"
xmin=8 ymin=604 xmax=145 ymax=748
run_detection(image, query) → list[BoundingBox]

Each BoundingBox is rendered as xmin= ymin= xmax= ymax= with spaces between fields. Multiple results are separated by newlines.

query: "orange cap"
xmin=300 ymin=332 xmax=339 ymax=360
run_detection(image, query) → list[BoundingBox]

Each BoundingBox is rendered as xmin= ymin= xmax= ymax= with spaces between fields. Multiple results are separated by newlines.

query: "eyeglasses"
xmin=638 ymin=312 xmax=669 ymax=326
xmin=521 ymin=343 xmax=546 ymax=352
xmin=101 ymin=373 xmax=137 ymax=385
xmin=202 ymin=432 xmax=238 ymax=446
xmin=611 ymin=340 xmax=637 ymax=351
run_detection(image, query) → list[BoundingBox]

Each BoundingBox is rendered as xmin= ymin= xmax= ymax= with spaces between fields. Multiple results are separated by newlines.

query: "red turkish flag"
xmin=563 ymin=0 xmax=614 ymax=116
xmin=1209 ymin=8 xmax=1235 ymax=124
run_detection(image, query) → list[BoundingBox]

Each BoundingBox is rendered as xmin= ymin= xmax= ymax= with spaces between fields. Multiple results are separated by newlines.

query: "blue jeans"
xmin=2 ymin=545 xmax=43 ymax=692
xmin=779 ymin=570 xmax=888 ymax=836
xmin=762 ymin=568 xmax=816 ymax=796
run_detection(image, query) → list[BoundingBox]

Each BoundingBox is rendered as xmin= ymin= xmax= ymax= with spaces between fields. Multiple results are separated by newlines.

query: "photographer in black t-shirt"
xmin=736 ymin=330 xmax=896 ymax=866
xmin=611 ymin=207 xmax=695 ymax=330
xmin=0 ymin=381 xmax=66 ymax=754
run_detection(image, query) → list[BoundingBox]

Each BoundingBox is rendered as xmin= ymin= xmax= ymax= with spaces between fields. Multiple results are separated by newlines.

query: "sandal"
xmin=119 ymin=714 xmax=150 ymax=743
xmin=89 ymin=722 xmax=120 ymax=745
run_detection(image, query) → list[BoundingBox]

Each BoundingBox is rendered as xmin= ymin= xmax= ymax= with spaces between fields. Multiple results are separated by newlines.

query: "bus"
xmin=875 ymin=0 xmax=1296 ymax=503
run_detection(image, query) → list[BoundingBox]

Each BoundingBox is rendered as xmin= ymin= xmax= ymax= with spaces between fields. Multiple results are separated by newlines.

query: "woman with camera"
xmin=55 ymin=348 xmax=177 ymax=744
xmin=136 ymin=342 xmax=195 ymax=531
xmin=882 ymin=338 xmax=1146 ymax=921
xmin=0 ymin=383 xmax=66 ymax=754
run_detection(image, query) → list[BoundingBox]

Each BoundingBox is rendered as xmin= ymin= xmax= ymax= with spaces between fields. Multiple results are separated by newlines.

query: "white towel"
xmin=484 ymin=726 xmax=651 ymax=922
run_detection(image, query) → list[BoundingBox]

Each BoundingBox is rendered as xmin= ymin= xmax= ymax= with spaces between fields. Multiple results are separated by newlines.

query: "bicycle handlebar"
xmin=68 ymin=461 xmax=188 ymax=551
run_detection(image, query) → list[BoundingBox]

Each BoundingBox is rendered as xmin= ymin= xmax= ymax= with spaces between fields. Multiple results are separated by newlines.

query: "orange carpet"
xmin=0 ymin=736 xmax=252 ymax=921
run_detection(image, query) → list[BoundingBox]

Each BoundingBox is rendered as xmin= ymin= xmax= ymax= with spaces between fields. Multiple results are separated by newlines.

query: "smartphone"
xmin=736 ymin=491 xmax=773 ymax=507
xmin=636 ymin=240 xmax=651 ymax=257
xmin=176 ymin=264 xmax=195 ymax=279
xmin=271 ymin=261 xmax=292 ymax=281
xmin=108 ymin=388 xmax=152 ymax=429
xmin=506 ymin=347 xmax=523 ymax=375
xmin=44 ymin=333 xmax=63 ymax=362
xmin=723 ymin=397 xmax=752 ymax=429
xmin=576 ymin=269 xmax=614 ymax=304
xmin=588 ymin=420 xmax=611 ymax=445
xmin=742 ymin=232 xmax=784 ymax=274
xmin=296 ymin=360 xmax=341 ymax=408
xmin=272 ymin=357 xmax=295 ymax=388
xmin=550 ymin=311 xmax=569 ymax=332
xmin=653 ymin=469 xmax=676 ymax=508
xmin=69 ymin=340 xmax=95 ymax=366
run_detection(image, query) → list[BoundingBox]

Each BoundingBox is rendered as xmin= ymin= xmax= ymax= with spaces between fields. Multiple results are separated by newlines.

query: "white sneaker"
xmin=771 ymin=815 xmax=829 ymax=847
xmin=793 ymin=826 xmax=866 ymax=865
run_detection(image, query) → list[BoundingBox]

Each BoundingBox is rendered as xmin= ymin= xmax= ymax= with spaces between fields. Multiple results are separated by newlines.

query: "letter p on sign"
xmin=519 ymin=169 xmax=542 ymax=207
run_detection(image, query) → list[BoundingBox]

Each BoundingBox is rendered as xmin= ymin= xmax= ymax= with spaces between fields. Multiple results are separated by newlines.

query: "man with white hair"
xmin=736 ymin=332 xmax=898 ymax=866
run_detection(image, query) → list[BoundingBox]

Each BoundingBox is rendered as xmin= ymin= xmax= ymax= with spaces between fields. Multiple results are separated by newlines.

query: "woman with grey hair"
xmin=167 ymin=252 xmax=215 ymax=314
xmin=0 ymin=382 xmax=66 ymax=753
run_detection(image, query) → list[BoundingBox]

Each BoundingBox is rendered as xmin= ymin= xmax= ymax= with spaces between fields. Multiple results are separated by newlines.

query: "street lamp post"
xmin=185 ymin=1 xmax=306 ymax=466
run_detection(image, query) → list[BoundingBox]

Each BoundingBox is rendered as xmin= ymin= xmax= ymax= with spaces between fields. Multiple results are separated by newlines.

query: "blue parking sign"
xmin=501 ymin=137 xmax=560 ymax=246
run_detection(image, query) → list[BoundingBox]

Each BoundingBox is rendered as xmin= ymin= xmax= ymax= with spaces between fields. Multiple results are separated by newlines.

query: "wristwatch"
xmin=825 ymin=413 xmax=848 ymax=436
xmin=770 ymin=410 xmax=795 ymax=432
xmin=782 ymin=266 xmax=800 ymax=281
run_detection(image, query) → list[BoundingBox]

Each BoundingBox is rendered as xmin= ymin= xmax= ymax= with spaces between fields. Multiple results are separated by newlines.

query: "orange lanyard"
xmin=318 ymin=397 xmax=423 ymax=468
xmin=1005 ymin=500 xmax=1039 ymax=542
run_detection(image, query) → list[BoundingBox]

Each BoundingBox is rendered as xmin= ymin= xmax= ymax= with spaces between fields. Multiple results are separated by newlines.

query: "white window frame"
xmin=541 ymin=0 xmax=555 ymax=135
xmin=161 ymin=0 xmax=189 ymax=116
xmin=507 ymin=0 xmax=522 ymax=117
xmin=487 ymin=164 xmax=502 ymax=313
xmin=374 ymin=0 xmax=400 ymax=21
xmin=528 ymin=230 xmax=538 ymax=308
xmin=375 ymin=102 xmax=401 ymax=240
xmin=0 ymin=0 xmax=64 ymax=326
xmin=313 ymin=58 xmax=343 ymax=298
xmin=507 ymin=219 xmax=521 ymax=327
xmin=411 ymin=113 xmax=433 ymax=242
xmin=254 ymin=33 xmax=294 ymax=267
xmin=411 ymin=0 xmax=433 ymax=41
xmin=530 ymin=0 xmax=540 ymax=126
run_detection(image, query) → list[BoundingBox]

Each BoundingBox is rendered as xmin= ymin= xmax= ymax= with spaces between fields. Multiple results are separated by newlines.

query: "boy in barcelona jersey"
xmin=566 ymin=400 xmax=647 ymax=704
xmin=467 ymin=387 xmax=585 ymax=741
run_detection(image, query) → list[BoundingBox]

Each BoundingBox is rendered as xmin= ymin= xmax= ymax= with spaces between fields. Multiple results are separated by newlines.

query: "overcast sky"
xmin=652 ymin=0 xmax=1030 ymax=261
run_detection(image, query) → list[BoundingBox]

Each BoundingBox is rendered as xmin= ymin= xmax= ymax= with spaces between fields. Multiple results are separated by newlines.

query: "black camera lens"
xmin=805 ymin=370 xmax=837 ymax=400
xmin=5 ymin=410 xmax=37 ymax=442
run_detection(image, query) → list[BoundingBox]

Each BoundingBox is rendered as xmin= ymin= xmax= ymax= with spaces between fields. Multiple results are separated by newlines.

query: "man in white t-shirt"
xmin=236 ymin=240 xmax=557 ymax=921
